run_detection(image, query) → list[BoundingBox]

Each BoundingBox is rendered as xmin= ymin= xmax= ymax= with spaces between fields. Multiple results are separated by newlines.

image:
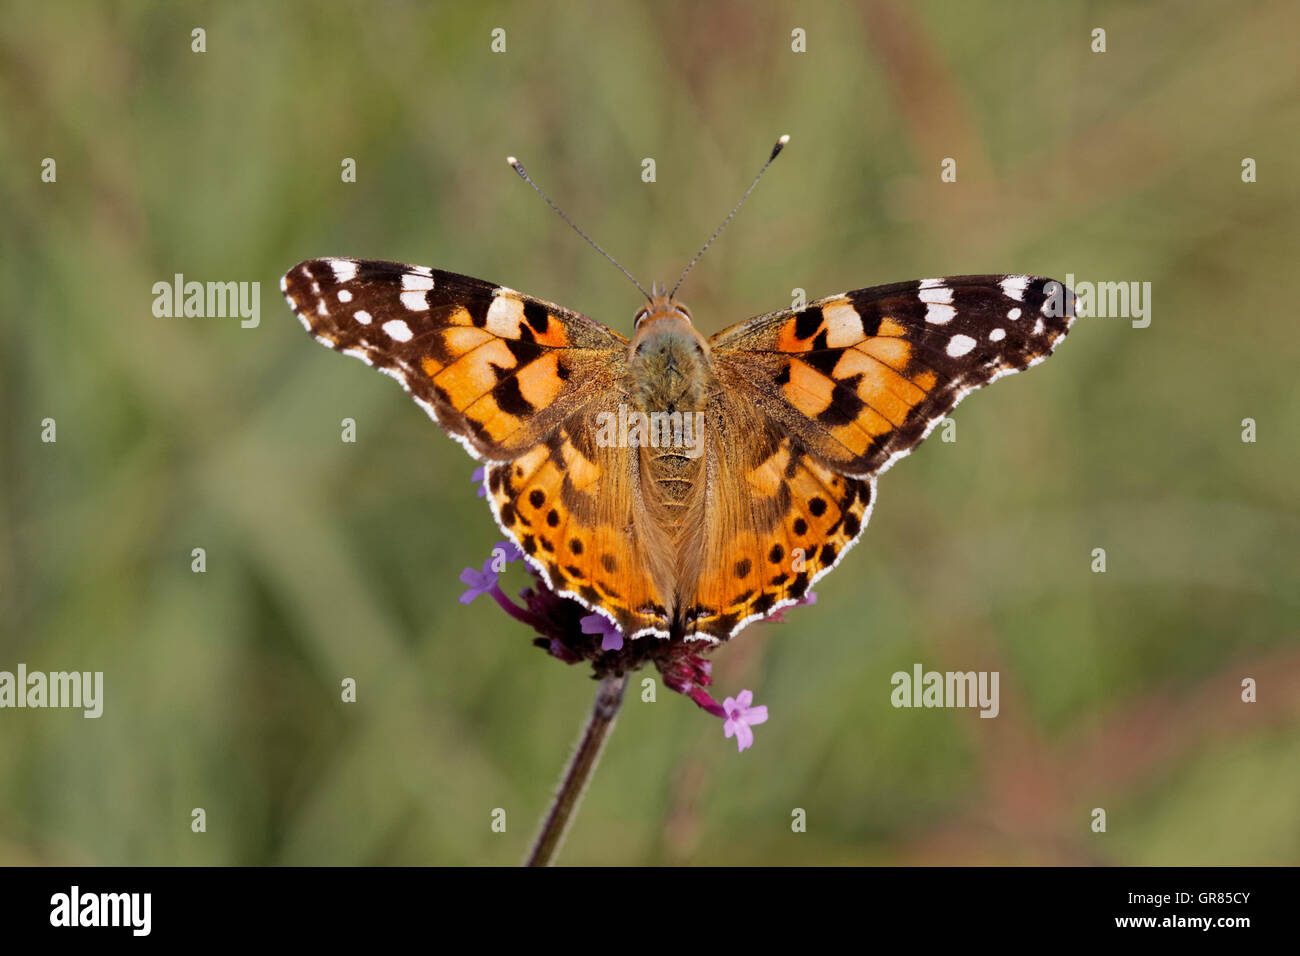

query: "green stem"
xmin=525 ymin=673 xmax=627 ymax=866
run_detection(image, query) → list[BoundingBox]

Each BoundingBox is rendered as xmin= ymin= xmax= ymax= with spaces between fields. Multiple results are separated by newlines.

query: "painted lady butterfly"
xmin=282 ymin=141 xmax=1075 ymax=646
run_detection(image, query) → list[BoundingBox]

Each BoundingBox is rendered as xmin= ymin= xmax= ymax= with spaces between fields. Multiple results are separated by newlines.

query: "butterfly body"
xmin=283 ymin=259 xmax=1075 ymax=648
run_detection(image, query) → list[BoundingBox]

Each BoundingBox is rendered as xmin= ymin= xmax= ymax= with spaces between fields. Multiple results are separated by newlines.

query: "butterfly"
xmin=281 ymin=259 xmax=1074 ymax=645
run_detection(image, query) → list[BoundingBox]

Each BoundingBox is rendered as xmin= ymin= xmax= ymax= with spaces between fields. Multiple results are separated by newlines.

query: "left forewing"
xmin=282 ymin=257 xmax=628 ymax=461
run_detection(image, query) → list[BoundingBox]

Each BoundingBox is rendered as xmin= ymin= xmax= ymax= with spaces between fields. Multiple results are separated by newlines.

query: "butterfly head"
xmin=633 ymin=280 xmax=695 ymax=330
xmin=629 ymin=283 xmax=711 ymax=407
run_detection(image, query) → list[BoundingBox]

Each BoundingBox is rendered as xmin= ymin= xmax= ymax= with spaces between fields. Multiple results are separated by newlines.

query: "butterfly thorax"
xmin=628 ymin=322 xmax=709 ymax=406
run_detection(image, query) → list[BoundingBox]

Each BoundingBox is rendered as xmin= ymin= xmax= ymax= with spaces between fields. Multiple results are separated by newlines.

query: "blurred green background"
xmin=2 ymin=0 xmax=1297 ymax=865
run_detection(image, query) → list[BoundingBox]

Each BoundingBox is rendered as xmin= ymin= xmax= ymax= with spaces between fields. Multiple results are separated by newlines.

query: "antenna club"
xmin=770 ymin=134 xmax=790 ymax=161
xmin=507 ymin=156 xmax=520 ymax=167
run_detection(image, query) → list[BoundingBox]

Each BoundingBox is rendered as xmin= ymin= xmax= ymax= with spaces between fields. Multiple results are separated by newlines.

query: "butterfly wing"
xmin=483 ymin=397 xmax=678 ymax=639
xmin=708 ymin=275 xmax=1074 ymax=476
xmin=282 ymin=258 xmax=674 ymax=636
xmin=282 ymin=258 xmax=629 ymax=460
xmin=684 ymin=275 xmax=1075 ymax=641
xmin=683 ymin=396 xmax=876 ymax=641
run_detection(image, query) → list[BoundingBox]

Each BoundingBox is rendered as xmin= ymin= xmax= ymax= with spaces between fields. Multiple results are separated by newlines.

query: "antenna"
xmin=670 ymin=133 xmax=789 ymax=300
xmin=507 ymin=156 xmax=652 ymax=303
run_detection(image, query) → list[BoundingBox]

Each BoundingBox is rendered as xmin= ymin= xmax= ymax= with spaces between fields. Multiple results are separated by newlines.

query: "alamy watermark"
xmin=891 ymin=663 xmax=999 ymax=718
xmin=50 ymin=886 xmax=150 ymax=936
xmin=152 ymin=273 xmax=260 ymax=328
xmin=0 ymin=665 xmax=103 ymax=718
xmin=594 ymin=404 xmax=705 ymax=458
xmin=1064 ymin=272 xmax=1151 ymax=328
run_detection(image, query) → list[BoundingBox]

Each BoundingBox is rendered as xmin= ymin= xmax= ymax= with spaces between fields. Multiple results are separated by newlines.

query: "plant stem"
xmin=525 ymin=673 xmax=627 ymax=866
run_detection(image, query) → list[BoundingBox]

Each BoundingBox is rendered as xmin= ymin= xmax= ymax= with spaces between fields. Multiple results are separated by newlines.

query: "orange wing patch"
xmin=486 ymin=413 xmax=674 ymax=639
xmin=690 ymin=433 xmax=875 ymax=640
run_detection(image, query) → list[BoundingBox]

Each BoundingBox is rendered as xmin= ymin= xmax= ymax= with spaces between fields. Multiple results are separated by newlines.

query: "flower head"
xmin=722 ymin=690 xmax=769 ymax=752
xmin=458 ymin=558 xmax=499 ymax=604
xmin=457 ymin=539 xmax=778 ymax=751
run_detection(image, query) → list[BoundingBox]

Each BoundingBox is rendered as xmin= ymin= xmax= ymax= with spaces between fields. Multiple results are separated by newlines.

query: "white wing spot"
xmin=310 ymin=281 xmax=321 ymax=295
xmin=485 ymin=292 xmax=525 ymax=335
xmin=330 ymin=260 xmax=358 ymax=283
xmin=920 ymin=282 xmax=961 ymax=327
xmin=919 ymin=284 xmax=952 ymax=304
xmin=1007 ymin=307 xmax=1022 ymax=320
xmin=1033 ymin=318 xmax=1045 ymax=335
xmin=353 ymin=309 xmax=372 ymax=325
xmin=402 ymin=273 xmax=435 ymax=292
xmin=316 ymin=300 xmax=328 ymax=317
xmin=919 ymin=283 xmax=955 ymax=324
xmin=925 ymin=303 xmax=956 ymax=325
xmin=400 ymin=291 xmax=428 ymax=311
xmin=337 ymin=289 xmax=352 ymax=303
xmin=383 ymin=319 xmax=413 ymax=342
xmin=1000 ymin=275 xmax=1030 ymax=301
xmin=946 ymin=334 xmax=977 ymax=357
xmin=279 ymin=275 xmax=288 ymax=293
xmin=989 ymin=328 xmax=1006 ymax=342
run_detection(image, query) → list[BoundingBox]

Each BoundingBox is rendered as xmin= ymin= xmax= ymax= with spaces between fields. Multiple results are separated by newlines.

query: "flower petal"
xmin=743 ymin=704 xmax=768 ymax=726
xmin=734 ymin=722 xmax=755 ymax=752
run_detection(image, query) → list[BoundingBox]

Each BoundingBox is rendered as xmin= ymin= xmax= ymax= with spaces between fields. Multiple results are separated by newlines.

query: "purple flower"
xmin=471 ymin=466 xmax=487 ymax=499
xmin=491 ymin=540 xmax=524 ymax=567
xmin=458 ymin=559 xmax=499 ymax=604
xmin=722 ymin=690 xmax=769 ymax=753
xmin=580 ymin=613 xmax=623 ymax=651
